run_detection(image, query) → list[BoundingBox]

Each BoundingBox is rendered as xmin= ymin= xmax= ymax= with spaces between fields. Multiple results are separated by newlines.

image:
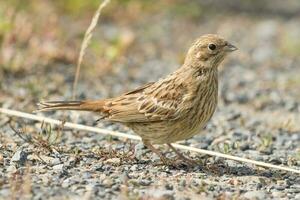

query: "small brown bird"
xmin=38 ymin=34 xmax=237 ymax=165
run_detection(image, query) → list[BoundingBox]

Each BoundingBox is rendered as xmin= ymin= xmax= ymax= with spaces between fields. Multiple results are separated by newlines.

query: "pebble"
xmin=102 ymin=178 xmax=113 ymax=188
xmin=6 ymin=165 xmax=17 ymax=173
xmin=165 ymin=183 xmax=174 ymax=190
xmin=272 ymin=191 xmax=285 ymax=198
xmin=243 ymin=191 xmax=267 ymax=200
xmin=51 ymin=158 xmax=61 ymax=166
xmin=295 ymin=194 xmax=300 ymax=199
xmin=161 ymin=194 xmax=175 ymax=200
xmin=53 ymin=164 xmax=64 ymax=171
xmin=134 ymin=143 xmax=146 ymax=159
xmin=10 ymin=149 xmax=27 ymax=165
xmin=130 ymin=165 xmax=138 ymax=171
xmin=105 ymin=158 xmax=121 ymax=165
xmin=111 ymin=184 xmax=119 ymax=191
xmin=179 ymin=179 xmax=186 ymax=187
xmin=82 ymin=172 xmax=92 ymax=179
xmin=120 ymin=173 xmax=130 ymax=183
xmin=62 ymin=179 xmax=71 ymax=188
xmin=139 ymin=179 xmax=152 ymax=186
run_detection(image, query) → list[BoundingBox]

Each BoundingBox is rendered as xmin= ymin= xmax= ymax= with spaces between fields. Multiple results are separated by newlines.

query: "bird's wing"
xmin=103 ymin=79 xmax=190 ymax=123
xmin=124 ymin=82 xmax=155 ymax=95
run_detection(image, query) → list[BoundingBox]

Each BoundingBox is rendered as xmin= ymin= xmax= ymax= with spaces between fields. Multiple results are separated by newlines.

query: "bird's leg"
xmin=143 ymin=140 xmax=171 ymax=165
xmin=167 ymin=143 xmax=199 ymax=166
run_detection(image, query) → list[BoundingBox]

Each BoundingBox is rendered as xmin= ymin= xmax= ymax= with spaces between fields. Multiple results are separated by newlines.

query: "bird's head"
xmin=184 ymin=34 xmax=237 ymax=69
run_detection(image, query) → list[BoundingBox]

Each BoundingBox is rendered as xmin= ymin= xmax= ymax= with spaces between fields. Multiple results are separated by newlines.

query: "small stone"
xmin=134 ymin=143 xmax=146 ymax=159
xmin=82 ymin=172 xmax=92 ymax=179
xmin=62 ymin=179 xmax=71 ymax=188
xmin=6 ymin=165 xmax=17 ymax=173
xmin=112 ymin=184 xmax=120 ymax=191
xmin=92 ymin=163 xmax=104 ymax=171
xmin=274 ymin=186 xmax=285 ymax=191
xmin=120 ymin=173 xmax=129 ymax=183
xmin=256 ymin=183 xmax=263 ymax=190
xmin=130 ymin=165 xmax=138 ymax=171
xmin=99 ymin=173 xmax=106 ymax=181
xmin=165 ymin=183 xmax=174 ymax=190
xmin=102 ymin=178 xmax=113 ymax=187
xmin=105 ymin=158 xmax=120 ymax=165
xmin=162 ymin=194 xmax=175 ymax=200
xmin=0 ymin=188 xmax=10 ymax=198
xmin=98 ymin=191 xmax=106 ymax=198
xmin=139 ymin=179 xmax=151 ymax=186
xmin=240 ymin=143 xmax=250 ymax=151
xmin=11 ymin=150 xmax=27 ymax=165
xmin=272 ymin=191 xmax=284 ymax=198
xmin=179 ymin=179 xmax=186 ymax=187
xmin=59 ymin=169 xmax=68 ymax=178
xmin=243 ymin=191 xmax=267 ymax=200
xmin=53 ymin=164 xmax=64 ymax=171
xmin=66 ymin=156 xmax=77 ymax=168
xmin=51 ymin=158 xmax=61 ymax=166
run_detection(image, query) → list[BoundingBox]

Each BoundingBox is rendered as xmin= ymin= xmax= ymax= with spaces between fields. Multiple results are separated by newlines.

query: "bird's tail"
xmin=36 ymin=100 xmax=106 ymax=112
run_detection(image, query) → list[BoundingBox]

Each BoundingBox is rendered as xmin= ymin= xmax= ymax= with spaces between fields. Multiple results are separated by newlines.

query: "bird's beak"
xmin=224 ymin=43 xmax=238 ymax=52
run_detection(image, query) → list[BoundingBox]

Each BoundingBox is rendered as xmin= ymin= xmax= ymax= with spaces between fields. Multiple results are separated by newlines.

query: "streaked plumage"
xmin=37 ymin=34 xmax=237 ymax=164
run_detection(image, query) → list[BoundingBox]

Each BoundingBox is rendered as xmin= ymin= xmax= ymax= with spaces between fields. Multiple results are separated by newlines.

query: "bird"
xmin=37 ymin=34 xmax=237 ymax=165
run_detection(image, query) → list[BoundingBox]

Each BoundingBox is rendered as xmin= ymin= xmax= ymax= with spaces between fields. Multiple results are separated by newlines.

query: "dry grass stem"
xmin=1 ymin=108 xmax=300 ymax=174
xmin=9 ymin=121 xmax=63 ymax=154
xmin=72 ymin=0 xmax=111 ymax=99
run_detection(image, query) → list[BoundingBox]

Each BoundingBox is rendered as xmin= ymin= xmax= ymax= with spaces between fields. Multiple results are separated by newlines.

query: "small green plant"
xmin=217 ymin=142 xmax=232 ymax=154
xmin=10 ymin=121 xmax=64 ymax=153
xmin=260 ymin=134 xmax=273 ymax=149
xmin=223 ymin=143 xmax=231 ymax=154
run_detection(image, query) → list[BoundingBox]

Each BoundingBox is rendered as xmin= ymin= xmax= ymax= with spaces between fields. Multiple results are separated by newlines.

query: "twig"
xmin=9 ymin=121 xmax=61 ymax=153
xmin=72 ymin=0 xmax=111 ymax=99
xmin=1 ymin=107 xmax=300 ymax=174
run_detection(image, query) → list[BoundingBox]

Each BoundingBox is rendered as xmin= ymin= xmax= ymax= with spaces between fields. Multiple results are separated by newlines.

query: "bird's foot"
xmin=167 ymin=143 xmax=200 ymax=167
xmin=143 ymin=140 xmax=177 ymax=166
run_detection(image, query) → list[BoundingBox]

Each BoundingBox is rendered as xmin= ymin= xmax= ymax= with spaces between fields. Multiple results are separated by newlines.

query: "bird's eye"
xmin=208 ymin=43 xmax=216 ymax=51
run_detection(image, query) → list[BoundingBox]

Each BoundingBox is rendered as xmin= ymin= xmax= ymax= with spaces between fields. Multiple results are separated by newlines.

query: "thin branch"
xmin=1 ymin=107 xmax=300 ymax=174
xmin=72 ymin=0 xmax=111 ymax=99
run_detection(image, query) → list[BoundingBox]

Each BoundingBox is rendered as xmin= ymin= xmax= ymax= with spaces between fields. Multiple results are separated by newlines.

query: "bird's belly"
xmin=128 ymin=122 xmax=176 ymax=144
xmin=128 ymin=114 xmax=213 ymax=145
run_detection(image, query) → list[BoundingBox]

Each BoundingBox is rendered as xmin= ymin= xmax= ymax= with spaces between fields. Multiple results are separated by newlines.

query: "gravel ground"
xmin=1 ymin=1 xmax=300 ymax=199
